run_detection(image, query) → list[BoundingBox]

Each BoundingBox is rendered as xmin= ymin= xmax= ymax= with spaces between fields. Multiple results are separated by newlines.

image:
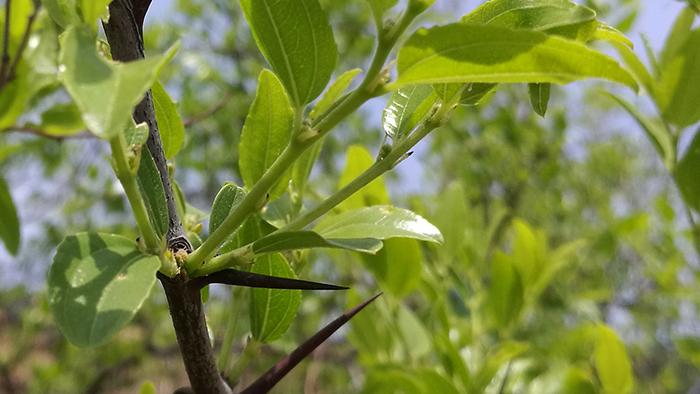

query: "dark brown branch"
xmin=188 ymin=268 xmax=349 ymax=291
xmin=159 ymin=274 xmax=232 ymax=394
xmin=103 ymin=0 xmax=190 ymax=252
xmin=239 ymin=293 xmax=382 ymax=394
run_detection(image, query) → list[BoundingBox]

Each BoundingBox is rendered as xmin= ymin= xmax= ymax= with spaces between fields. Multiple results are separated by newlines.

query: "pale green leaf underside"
xmin=250 ymin=253 xmax=301 ymax=343
xmin=383 ymin=85 xmax=437 ymax=140
xmin=58 ymin=26 xmax=178 ymax=139
xmin=48 ymin=232 xmax=160 ymax=347
xmin=315 ymin=205 xmax=443 ymax=243
xmin=462 ymin=0 xmax=596 ymax=31
xmin=253 ymin=231 xmax=383 ymax=255
xmin=209 ymin=182 xmax=246 ymax=235
xmin=395 ymin=24 xmax=637 ymax=90
xmin=239 ymin=70 xmax=295 ymax=199
xmin=240 ymin=0 xmax=337 ymax=105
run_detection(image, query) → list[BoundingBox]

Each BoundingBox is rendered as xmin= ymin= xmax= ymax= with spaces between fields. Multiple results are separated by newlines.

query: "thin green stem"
xmin=109 ymin=133 xmax=161 ymax=253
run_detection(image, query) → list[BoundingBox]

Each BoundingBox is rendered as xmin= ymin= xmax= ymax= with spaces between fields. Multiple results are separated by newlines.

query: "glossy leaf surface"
xmin=152 ymin=81 xmax=185 ymax=160
xmin=253 ymin=231 xmax=382 ymax=255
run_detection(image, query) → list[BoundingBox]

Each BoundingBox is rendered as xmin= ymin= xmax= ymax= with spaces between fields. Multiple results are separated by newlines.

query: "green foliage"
xmin=249 ymin=253 xmax=301 ymax=342
xmin=0 ymin=177 xmax=20 ymax=255
xmin=239 ymin=70 xmax=295 ymax=199
xmin=395 ymin=24 xmax=637 ymax=88
xmin=253 ymin=231 xmax=383 ymax=255
xmin=383 ymin=85 xmax=437 ymax=141
xmin=240 ymin=0 xmax=337 ymax=105
xmin=594 ymin=325 xmax=634 ymax=394
xmin=337 ymin=145 xmax=390 ymax=210
xmin=309 ymin=68 xmax=362 ymax=120
xmin=137 ymin=150 xmax=169 ymax=238
xmin=528 ymin=83 xmax=551 ymax=117
xmin=657 ymin=28 xmax=700 ymax=127
xmin=152 ymin=81 xmax=186 ymax=160
xmin=58 ymin=26 xmax=178 ymax=139
xmin=676 ymin=131 xmax=700 ymax=211
xmin=48 ymin=233 xmax=161 ymax=347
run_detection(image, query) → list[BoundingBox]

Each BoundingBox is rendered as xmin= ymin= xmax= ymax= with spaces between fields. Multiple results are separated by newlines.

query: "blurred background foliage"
xmin=2 ymin=0 xmax=700 ymax=392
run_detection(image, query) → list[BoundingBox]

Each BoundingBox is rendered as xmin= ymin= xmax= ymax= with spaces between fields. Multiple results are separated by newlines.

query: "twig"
xmin=2 ymin=125 xmax=93 ymax=140
xmin=0 ymin=1 xmax=40 ymax=91
xmin=0 ymin=0 xmax=11 ymax=85
xmin=183 ymin=91 xmax=234 ymax=127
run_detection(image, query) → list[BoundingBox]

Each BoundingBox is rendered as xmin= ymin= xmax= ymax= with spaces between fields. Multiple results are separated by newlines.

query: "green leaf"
xmin=528 ymin=83 xmax=550 ymax=117
xmin=152 ymin=81 xmax=185 ymax=160
xmin=253 ymin=231 xmax=383 ymax=255
xmin=366 ymin=0 xmax=398 ymax=29
xmin=209 ymin=182 xmax=247 ymax=234
xmin=675 ymin=130 xmax=700 ymax=212
xmin=362 ymin=238 xmax=422 ymax=296
xmin=36 ymin=103 xmax=85 ymax=136
xmin=462 ymin=0 xmax=596 ymax=33
xmin=250 ymin=253 xmax=301 ymax=342
xmin=383 ymin=85 xmax=437 ymax=140
xmin=124 ymin=120 xmax=149 ymax=147
xmin=608 ymin=41 xmax=656 ymax=96
xmin=0 ymin=177 xmax=20 ymax=255
xmin=459 ymin=83 xmax=497 ymax=105
xmin=659 ymin=7 xmax=696 ymax=69
xmin=58 ymin=26 xmax=178 ymax=139
xmin=291 ymin=139 xmax=322 ymax=200
xmin=605 ymin=92 xmax=674 ymax=170
xmin=337 ymin=145 xmax=390 ymax=211
xmin=315 ymin=205 xmax=443 ymax=243
xmin=394 ymin=24 xmax=637 ymax=90
xmin=239 ymin=70 xmax=295 ymax=199
xmin=487 ymin=252 xmax=524 ymax=328
xmin=240 ymin=0 xmax=337 ymax=105
xmin=310 ymin=68 xmax=362 ymax=119
xmin=42 ymin=0 xmax=81 ymax=29
xmin=80 ymin=0 xmax=110 ymax=25
xmin=594 ymin=325 xmax=634 ymax=394
xmin=48 ymin=232 xmax=161 ymax=347
xmin=137 ymin=150 xmax=169 ymax=238
xmin=657 ymin=28 xmax=700 ymax=127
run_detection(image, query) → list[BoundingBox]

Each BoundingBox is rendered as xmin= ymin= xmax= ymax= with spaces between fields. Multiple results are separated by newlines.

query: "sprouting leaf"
xmin=240 ymin=0 xmax=337 ymax=105
xmin=337 ymin=145 xmax=390 ymax=211
xmin=152 ymin=81 xmax=185 ymax=160
xmin=310 ymin=68 xmax=362 ymax=119
xmin=528 ymin=83 xmax=551 ymax=117
xmin=249 ymin=253 xmax=301 ymax=343
xmin=239 ymin=70 xmax=294 ymax=199
xmin=124 ymin=121 xmax=149 ymax=147
xmin=605 ymin=92 xmax=674 ymax=170
xmin=657 ymin=28 xmax=700 ymax=127
xmin=394 ymin=24 xmax=637 ymax=90
xmin=240 ymin=293 xmax=381 ymax=394
xmin=48 ymin=233 xmax=161 ymax=347
xmin=137 ymin=150 xmax=169 ymax=238
xmin=675 ymin=130 xmax=700 ymax=212
xmin=315 ymin=205 xmax=443 ymax=243
xmin=209 ymin=183 xmax=247 ymax=234
xmin=253 ymin=231 xmax=383 ymax=255
xmin=383 ymin=85 xmax=437 ymax=140
xmin=0 ymin=177 xmax=20 ymax=255
xmin=58 ymin=26 xmax=178 ymax=139
xmin=594 ymin=325 xmax=634 ymax=394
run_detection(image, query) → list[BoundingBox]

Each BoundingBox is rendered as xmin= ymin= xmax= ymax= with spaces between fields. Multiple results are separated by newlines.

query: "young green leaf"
xmin=362 ymin=238 xmax=422 ymax=296
xmin=240 ymin=0 xmax=337 ymax=105
xmin=310 ymin=68 xmax=362 ymax=120
xmin=675 ymin=131 xmax=700 ymax=212
xmin=42 ymin=0 xmax=81 ymax=28
xmin=124 ymin=120 xmax=149 ymax=147
xmin=58 ymin=26 xmax=178 ymax=139
xmin=36 ymin=103 xmax=85 ymax=136
xmin=250 ymin=253 xmax=301 ymax=343
xmin=137 ymin=149 xmax=169 ymax=238
xmin=528 ymin=83 xmax=551 ymax=117
xmin=48 ymin=232 xmax=161 ymax=347
xmin=659 ymin=7 xmax=696 ymax=69
xmin=80 ymin=0 xmax=110 ymax=25
xmin=315 ymin=205 xmax=443 ymax=243
xmin=209 ymin=183 xmax=247 ymax=235
xmin=383 ymin=85 xmax=437 ymax=140
xmin=657 ymin=28 xmax=700 ymax=127
xmin=462 ymin=0 xmax=596 ymax=32
xmin=152 ymin=81 xmax=185 ymax=160
xmin=594 ymin=325 xmax=634 ymax=394
xmin=487 ymin=252 xmax=524 ymax=329
xmin=337 ymin=145 xmax=390 ymax=211
xmin=239 ymin=70 xmax=295 ymax=199
xmin=0 ymin=177 xmax=20 ymax=256
xmin=253 ymin=231 xmax=383 ymax=255
xmin=394 ymin=24 xmax=637 ymax=90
